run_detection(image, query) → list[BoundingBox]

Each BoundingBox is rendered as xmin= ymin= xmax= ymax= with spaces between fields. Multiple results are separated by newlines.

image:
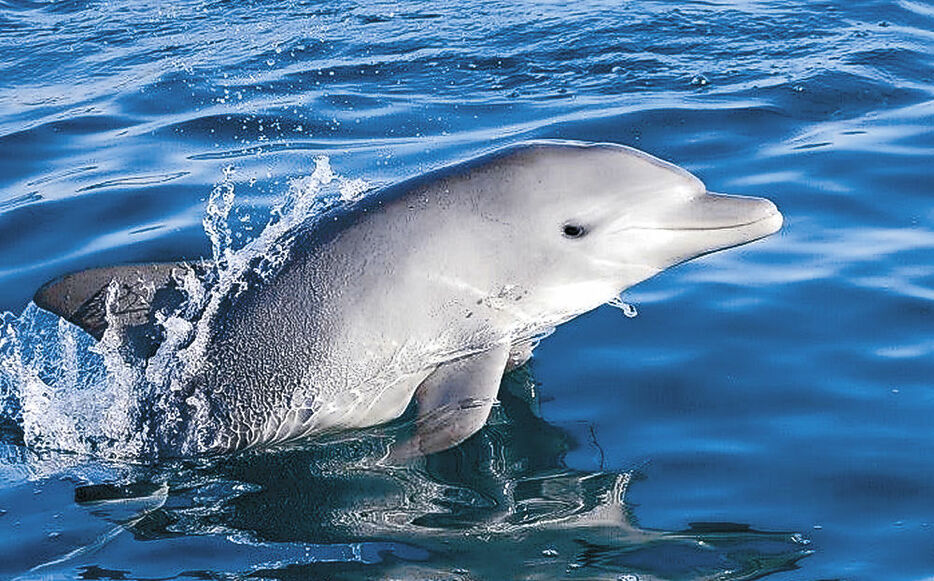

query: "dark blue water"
xmin=1 ymin=0 xmax=933 ymax=579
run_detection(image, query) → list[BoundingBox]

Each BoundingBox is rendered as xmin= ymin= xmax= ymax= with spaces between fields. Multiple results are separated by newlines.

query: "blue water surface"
xmin=1 ymin=0 xmax=933 ymax=579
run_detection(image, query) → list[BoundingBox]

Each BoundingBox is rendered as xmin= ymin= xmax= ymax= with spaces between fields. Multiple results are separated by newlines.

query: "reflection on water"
xmin=2 ymin=368 xmax=810 ymax=580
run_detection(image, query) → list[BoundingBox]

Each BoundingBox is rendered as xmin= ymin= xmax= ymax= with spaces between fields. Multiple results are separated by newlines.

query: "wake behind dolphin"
xmin=15 ymin=140 xmax=781 ymax=459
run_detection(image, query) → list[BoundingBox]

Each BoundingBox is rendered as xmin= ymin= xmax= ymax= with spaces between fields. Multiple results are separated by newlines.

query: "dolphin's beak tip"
xmin=759 ymin=198 xmax=784 ymax=236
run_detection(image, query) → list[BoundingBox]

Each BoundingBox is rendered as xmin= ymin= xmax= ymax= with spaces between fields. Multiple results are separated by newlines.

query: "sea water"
xmin=1 ymin=0 xmax=932 ymax=579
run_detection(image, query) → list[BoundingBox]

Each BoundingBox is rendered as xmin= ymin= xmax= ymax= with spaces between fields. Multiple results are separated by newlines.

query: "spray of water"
xmin=0 ymin=157 xmax=367 ymax=460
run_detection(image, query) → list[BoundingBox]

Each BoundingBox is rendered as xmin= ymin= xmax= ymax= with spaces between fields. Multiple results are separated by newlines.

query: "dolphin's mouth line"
xmin=629 ymin=210 xmax=782 ymax=233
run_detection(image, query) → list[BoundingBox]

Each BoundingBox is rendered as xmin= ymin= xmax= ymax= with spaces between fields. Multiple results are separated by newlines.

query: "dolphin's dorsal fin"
xmin=34 ymin=262 xmax=210 ymax=342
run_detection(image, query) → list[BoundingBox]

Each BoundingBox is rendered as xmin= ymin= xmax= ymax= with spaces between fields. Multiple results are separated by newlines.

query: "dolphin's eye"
xmin=562 ymin=223 xmax=586 ymax=239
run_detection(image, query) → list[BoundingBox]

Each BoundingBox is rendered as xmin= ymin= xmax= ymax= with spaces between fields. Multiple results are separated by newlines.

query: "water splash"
xmin=203 ymin=165 xmax=237 ymax=267
xmin=0 ymin=157 xmax=367 ymax=460
xmin=606 ymin=296 xmax=638 ymax=318
xmin=179 ymin=156 xmax=350 ymax=376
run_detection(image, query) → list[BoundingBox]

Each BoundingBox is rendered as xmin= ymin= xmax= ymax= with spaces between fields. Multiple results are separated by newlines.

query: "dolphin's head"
xmin=456 ymin=141 xmax=783 ymax=324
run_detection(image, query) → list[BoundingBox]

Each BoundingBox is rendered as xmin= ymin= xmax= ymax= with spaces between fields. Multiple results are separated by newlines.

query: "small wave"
xmin=0 ymin=191 xmax=42 ymax=212
xmin=75 ymin=171 xmax=190 ymax=193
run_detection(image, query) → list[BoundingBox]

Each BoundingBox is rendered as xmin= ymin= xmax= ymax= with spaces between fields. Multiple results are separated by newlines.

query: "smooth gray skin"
xmin=35 ymin=141 xmax=783 ymax=457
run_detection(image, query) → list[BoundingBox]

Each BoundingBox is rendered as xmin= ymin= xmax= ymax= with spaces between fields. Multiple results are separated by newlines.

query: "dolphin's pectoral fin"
xmin=389 ymin=344 xmax=510 ymax=460
xmin=34 ymin=262 xmax=212 ymax=354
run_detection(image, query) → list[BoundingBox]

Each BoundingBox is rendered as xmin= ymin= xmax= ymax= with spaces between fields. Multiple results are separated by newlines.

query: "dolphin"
xmin=33 ymin=140 xmax=782 ymax=457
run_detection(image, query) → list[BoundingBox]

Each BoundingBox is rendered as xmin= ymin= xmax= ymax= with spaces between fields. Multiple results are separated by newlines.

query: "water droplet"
xmin=607 ymin=297 xmax=638 ymax=318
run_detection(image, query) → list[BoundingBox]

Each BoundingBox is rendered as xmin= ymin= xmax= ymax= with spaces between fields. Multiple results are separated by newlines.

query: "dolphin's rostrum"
xmin=34 ymin=140 xmax=783 ymax=457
